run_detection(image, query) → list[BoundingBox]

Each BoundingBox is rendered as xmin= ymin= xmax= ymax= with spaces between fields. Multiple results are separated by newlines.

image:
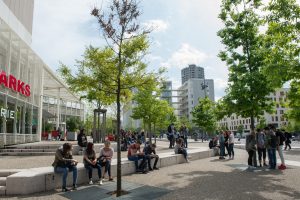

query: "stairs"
xmin=0 ymin=171 xmax=19 ymax=196
xmin=0 ymin=144 xmax=59 ymax=156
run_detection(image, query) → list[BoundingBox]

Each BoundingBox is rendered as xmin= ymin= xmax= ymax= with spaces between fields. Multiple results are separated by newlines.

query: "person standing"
xmin=228 ymin=131 xmax=235 ymax=159
xmin=219 ymin=131 xmax=225 ymax=159
xmin=224 ymin=131 xmax=230 ymax=156
xmin=284 ymin=131 xmax=292 ymax=150
xmin=99 ymin=140 xmax=114 ymax=181
xmin=266 ymin=126 xmax=277 ymax=169
xmin=52 ymin=143 xmax=78 ymax=192
xmin=83 ymin=142 xmax=103 ymax=185
xmin=180 ymin=124 xmax=189 ymax=148
xmin=167 ymin=123 xmax=175 ymax=149
xmin=246 ymin=131 xmax=257 ymax=169
xmin=273 ymin=127 xmax=286 ymax=170
xmin=256 ymin=129 xmax=267 ymax=167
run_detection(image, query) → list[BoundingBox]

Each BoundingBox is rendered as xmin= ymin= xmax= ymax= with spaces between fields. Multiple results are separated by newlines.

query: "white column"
xmin=56 ymin=88 xmax=60 ymax=130
xmin=37 ymin=68 xmax=44 ymax=142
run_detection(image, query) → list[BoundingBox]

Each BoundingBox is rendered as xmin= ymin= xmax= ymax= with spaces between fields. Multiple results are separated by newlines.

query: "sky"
xmin=31 ymin=0 xmax=228 ymax=100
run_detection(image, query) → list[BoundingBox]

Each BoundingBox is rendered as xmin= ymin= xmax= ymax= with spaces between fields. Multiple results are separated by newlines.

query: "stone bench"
xmin=5 ymin=148 xmax=215 ymax=195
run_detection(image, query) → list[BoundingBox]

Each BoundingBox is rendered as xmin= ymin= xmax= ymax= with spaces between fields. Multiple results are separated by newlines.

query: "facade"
xmin=181 ymin=64 xmax=204 ymax=84
xmin=0 ymin=0 xmax=84 ymax=147
xmin=160 ymin=81 xmax=172 ymax=106
xmin=218 ymin=88 xmax=289 ymax=133
xmin=177 ymin=78 xmax=215 ymax=121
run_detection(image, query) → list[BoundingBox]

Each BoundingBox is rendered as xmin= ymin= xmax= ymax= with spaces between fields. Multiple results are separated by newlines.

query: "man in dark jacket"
xmin=77 ymin=129 xmax=87 ymax=149
xmin=143 ymin=143 xmax=159 ymax=171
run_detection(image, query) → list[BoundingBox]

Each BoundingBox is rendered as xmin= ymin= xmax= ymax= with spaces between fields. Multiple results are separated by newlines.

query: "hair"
xmin=151 ymin=143 xmax=156 ymax=148
xmin=86 ymin=142 xmax=94 ymax=155
xmin=256 ymin=128 xmax=261 ymax=132
xmin=63 ymin=143 xmax=72 ymax=153
xmin=104 ymin=140 xmax=111 ymax=146
xmin=80 ymin=128 xmax=85 ymax=135
xmin=136 ymin=140 xmax=142 ymax=144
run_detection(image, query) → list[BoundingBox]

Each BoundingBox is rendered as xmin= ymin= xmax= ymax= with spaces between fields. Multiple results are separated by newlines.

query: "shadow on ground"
xmin=158 ymin=168 xmax=300 ymax=200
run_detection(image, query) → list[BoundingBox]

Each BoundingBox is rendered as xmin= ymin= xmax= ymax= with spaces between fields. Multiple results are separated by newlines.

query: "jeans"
xmin=84 ymin=163 xmax=101 ymax=179
xmin=257 ymin=147 xmax=266 ymax=162
xmin=178 ymin=148 xmax=188 ymax=160
xmin=184 ymin=137 xmax=188 ymax=148
xmin=277 ymin=145 xmax=285 ymax=165
xmin=268 ymin=148 xmax=277 ymax=169
xmin=128 ymin=155 xmax=146 ymax=171
xmin=104 ymin=160 xmax=111 ymax=177
xmin=219 ymin=143 xmax=225 ymax=157
xmin=248 ymin=150 xmax=255 ymax=166
xmin=169 ymin=135 xmax=174 ymax=148
xmin=228 ymin=143 xmax=234 ymax=158
xmin=145 ymin=154 xmax=159 ymax=169
xmin=54 ymin=165 xmax=77 ymax=188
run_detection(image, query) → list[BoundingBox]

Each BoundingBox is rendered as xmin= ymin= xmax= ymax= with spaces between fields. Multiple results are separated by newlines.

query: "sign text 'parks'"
xmin=0 ymin=70 xmax=31 ymax=97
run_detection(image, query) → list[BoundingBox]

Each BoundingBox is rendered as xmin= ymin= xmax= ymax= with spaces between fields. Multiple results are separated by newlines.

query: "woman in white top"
xmin=99 ymin=140 xmax=114 ymax=181
xmin=228 ymin=131 xmax=235 ymax=159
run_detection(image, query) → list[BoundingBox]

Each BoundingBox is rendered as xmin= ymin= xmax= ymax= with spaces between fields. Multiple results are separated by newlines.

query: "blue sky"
xmin=32 ymin=0 xmax=228 ymax=100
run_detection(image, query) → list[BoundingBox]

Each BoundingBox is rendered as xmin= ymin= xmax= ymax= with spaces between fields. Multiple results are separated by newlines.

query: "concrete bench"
xmin=5 ymin=148 xmax=215 ymax=195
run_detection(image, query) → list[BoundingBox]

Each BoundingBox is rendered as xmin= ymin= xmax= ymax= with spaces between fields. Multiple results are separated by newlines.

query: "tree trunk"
xmin=250 ymin=115 xmax=255 ymax=132
xmin=148 ymin=123 xmax=152 ymax=143
xmin=154 ymin=124 xmax=156 ymax=144
xmin=116 ymin=76 xmax=121 ymax=197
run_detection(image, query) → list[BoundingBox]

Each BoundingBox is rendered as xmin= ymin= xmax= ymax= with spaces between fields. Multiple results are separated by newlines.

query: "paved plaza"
xmin=0 ymin=140 xmax=300 ymax=199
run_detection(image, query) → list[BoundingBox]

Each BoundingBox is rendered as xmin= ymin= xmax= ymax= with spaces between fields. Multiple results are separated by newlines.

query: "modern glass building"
xmin=0 ymin=0 xmax=84 ymax=147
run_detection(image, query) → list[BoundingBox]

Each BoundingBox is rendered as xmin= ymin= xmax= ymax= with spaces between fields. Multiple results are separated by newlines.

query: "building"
xmin=160 ymin=81 xmax=172 ymax=106
xmin=0 ymin=0 xmax=84 ymax=147
xmin=177 ymin=78 xmax=215 ymax=121
xmin=181 ymin=64 xmax=204 ymax=84
xmin=218 ymin=88 xmax=289 ymax=133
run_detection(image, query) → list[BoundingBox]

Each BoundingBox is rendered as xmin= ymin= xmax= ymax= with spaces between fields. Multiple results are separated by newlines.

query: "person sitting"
xmin=77 ymin=128 xmax=87 ymax=151
xmin=99 ymin=140 xmax=114 ymax=181
xmin=143 ymin=143 xmax=159 ymax=171
xmin=174 ymin=138 xmax=189 ymax=163
xmin=52 ymin=143 xmax=78 ymax=192
xmin=83 ymin=142 xmax=103 ymax=185
xmin=127 ymin=140 xmax=147 ymax=173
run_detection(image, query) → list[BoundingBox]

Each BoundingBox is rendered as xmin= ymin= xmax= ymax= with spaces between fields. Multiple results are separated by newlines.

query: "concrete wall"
xmin=2 ymin=0 xmax=34 ymax=35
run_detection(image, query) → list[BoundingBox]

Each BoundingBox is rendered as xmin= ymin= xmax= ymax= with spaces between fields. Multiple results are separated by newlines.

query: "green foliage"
xmin=256 ymin=117 xmax=267 ymax=129
xmin=66 ymin=117 xmax=81 ymax=132
xmin=43 ymin=122 xmax=53 ymax=132
xmin=237 ymin=125 xmax=244 ymax=133
xmin=286 ymin=80 xmax=300 ymax=121
xmin=218 ymin=0 xmax=274 ymax=131
xmin=192 ymin=97 xmax=217 ymax=134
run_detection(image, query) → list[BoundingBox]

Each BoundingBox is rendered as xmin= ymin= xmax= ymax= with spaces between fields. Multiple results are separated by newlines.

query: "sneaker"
xmin=89 ymin=180 xmax=93 ymax=185
xmin=99 ymin=179 xmax=103 ymax=185
xmin=186 ymin=159 xmax=190 ymax=163
xmin=62 ymin=187 xmax=70 ymax=192
xmin=108 ymin=177 xmax=114 ymax=181
xmin=149 ymin=168 xmax=153 ymax=171
xmin=72 ymin=185 xmax=77 ymax=191
xmin=153 ymin=167 xmax=159 ymax=170
xmin=278 ymin=165 xmax=287 ymax=170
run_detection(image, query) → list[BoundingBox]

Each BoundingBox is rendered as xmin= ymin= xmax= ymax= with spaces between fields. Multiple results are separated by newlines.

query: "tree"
xmin=262 ymin=0 xmax=300 ymax=124
xmin=192 ymin=97 xmax=217 ymax=136
xmin=218 ymin=0 xmax=274 ymax=131
xmin=66 ymin=116 xmax=81 ymax=132
xmin=91 ymin=1 xmax=154 ymax=196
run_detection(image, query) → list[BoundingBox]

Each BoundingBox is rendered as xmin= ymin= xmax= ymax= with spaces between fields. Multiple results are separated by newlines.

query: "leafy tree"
xmin=66 ymin=117 xmax=81 ymax=132
xmin=218 ymin=0 xmax=274 ymax=131
xmin=256 ymin=117 xmax=267 ymax=130
xmin=90 ymin=1 xmax=155 ymax=196
xmin=262 ymin=0 xmax=300 ymax=123
xmin=237 ymin=124 xmax=244 ymax=134
xmin=192 ymin=97 xmax=217 ymax=135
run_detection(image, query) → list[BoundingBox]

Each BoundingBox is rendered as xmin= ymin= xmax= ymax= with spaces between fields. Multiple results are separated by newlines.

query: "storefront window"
xmin=6 ymin=97 xmax=16 ymax=133
xmin=0 ymin=93 xmax=5 ymax=133
xmin=25 ymin=104 xmax=32 ymax=134
xmin=32 ymin=106 xmax=38 ymax=134
xmin=16 ymin=101 xmax=25 ymax=134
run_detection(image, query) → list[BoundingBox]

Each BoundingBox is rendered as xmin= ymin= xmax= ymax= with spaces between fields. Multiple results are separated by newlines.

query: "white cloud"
xmin=142 ymin=19 xmax=169 ymax=33
xmin=161 ymin=43 xmax=209 ymax=69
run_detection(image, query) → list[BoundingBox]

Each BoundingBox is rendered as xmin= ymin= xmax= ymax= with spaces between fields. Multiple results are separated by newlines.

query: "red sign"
xmin=0 ymin=70 xmax=31 ymax=97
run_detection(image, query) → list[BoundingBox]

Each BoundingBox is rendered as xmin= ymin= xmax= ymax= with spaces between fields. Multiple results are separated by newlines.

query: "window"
xmin=272 ymin=116 xmax=274 ymax=122
xmin=280 ymin=110 xmax=284 ymax=114
xmin=280 ymin=91 xmax=285 ymax=96
xmin=275 ymin=116 xmax=278 ymax=121
xmin=277 ymin=104 xmax=279 ymax=108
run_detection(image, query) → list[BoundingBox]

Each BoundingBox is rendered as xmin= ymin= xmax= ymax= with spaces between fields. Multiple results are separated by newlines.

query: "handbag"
xmin=97 ymin=155 xmax=107 ymax=167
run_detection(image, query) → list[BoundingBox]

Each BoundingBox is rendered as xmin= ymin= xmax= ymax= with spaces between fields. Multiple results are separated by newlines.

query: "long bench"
xmin=3 ymin=147 xmax=215 ymax=195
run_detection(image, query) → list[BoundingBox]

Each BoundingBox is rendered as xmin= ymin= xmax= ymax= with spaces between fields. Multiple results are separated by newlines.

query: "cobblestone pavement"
xmin=1 ymin=146 xmax=300 ymax=200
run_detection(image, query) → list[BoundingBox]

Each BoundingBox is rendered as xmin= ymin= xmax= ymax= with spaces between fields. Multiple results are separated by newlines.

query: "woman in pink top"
xmin=99 ymin=140 xmax=114 ymax=181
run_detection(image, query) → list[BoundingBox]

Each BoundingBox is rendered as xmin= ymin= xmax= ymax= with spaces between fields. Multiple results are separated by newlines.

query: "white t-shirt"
xmin=229 ymin=133 xmax=235 ymax=144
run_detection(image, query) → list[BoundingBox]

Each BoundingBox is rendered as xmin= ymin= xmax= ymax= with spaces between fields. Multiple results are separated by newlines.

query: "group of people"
xmin=246 ymin=126 xmax=291 ymax=170
xmin=167 ymin=123 xmax=189 ymax=149
xmin=211 ymin=131 xmax=235 ymax=160
xmin=52 ymin=135 xmax=114 ymax=192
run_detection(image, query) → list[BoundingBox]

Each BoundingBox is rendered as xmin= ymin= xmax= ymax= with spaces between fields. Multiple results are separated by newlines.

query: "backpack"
xmin=279 ymin=132 xmax=286 ymax=143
